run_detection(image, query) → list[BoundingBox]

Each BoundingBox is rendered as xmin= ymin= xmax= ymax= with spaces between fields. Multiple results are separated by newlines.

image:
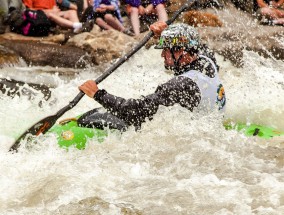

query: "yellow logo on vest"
xmin=61 ymin=130 xmax=74 ymax=140
xmin=216 ymin=84 xmax=226 ymax=110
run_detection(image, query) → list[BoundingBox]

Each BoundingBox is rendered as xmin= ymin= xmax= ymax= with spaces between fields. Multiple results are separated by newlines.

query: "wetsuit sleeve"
xmin=94 ymin=76 xmax=201 ymax=127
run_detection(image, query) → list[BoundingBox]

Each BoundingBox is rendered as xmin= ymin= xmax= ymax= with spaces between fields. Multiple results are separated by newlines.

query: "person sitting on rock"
xmin=254 ymin=0 xmax=284 ymax=25
xmin=0 ymin=0 xmax=23 ymax=34
xmin=83 ymin=0 xmax=132 ymax=35
xmin=125 ymin=0 xmax=168 ymax=36
xmin=22 ymin=0 xmax=90 ymax=33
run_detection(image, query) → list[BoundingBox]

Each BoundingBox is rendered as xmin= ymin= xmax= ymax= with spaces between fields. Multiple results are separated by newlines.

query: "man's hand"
xmin=79 ymin=80 xmax=99 ymax=98
xmin=96 ymin=7 xmax=107 ymax=12
xmin=150 ymin=21 xmax=168 ymax=38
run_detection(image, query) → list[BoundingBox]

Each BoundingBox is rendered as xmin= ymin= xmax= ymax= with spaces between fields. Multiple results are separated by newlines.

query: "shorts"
xmin=91 ymin=10 xmax=119 ymax=20
xmin=126 ymin=0 xmax=166 ymax=8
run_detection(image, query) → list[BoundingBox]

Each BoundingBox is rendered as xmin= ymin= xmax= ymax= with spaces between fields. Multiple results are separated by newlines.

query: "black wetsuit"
xmin=82 ymin=45 xmax=219 ymax=129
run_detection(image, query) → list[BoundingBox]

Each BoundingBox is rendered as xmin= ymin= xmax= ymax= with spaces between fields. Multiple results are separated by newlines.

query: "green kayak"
xmin=223 ymin=121 xmax=284 ymax=139
xmin=49 ymin=118 xmax=108 ymax=149
xmin=49 ymin=115 xmax=284 ymax=150
xmin=48 ymin=108 xmax=127 ymax=149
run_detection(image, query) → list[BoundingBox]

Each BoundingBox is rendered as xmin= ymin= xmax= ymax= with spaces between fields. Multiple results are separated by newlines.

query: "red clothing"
xmin=23 ymin=0 xmax=56 ymax=10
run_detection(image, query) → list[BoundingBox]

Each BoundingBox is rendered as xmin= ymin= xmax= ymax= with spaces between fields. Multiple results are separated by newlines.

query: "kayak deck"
xmin=49 ymin=118 xmax=284 ymax=150
xmin=49 ymin=120 xmax=107 ymax=149
xmin=224 ymin=122 xmax=284 ymax=139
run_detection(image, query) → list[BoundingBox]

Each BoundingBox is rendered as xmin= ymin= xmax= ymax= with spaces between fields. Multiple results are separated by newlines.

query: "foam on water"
xmin=0 ymin=47 xmax=283 ymax=214
xmin=223 ymin=51 xmax=284 ymax=130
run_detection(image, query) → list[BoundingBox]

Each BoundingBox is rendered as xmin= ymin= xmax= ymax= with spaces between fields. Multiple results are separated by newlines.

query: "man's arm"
xmin=79 ymin=76 xmax=201 ymax=127
xmin=94 ymin=89 xmax=159 ymax=127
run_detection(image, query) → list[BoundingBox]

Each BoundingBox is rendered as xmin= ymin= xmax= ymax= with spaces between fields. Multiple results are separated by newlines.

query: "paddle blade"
xmin=9 ymin=115 xmax=58 ymax=152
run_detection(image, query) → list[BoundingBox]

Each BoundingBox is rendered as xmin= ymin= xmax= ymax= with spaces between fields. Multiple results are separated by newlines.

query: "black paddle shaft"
xmin=10 ymin=0 xmax=196 ymax=152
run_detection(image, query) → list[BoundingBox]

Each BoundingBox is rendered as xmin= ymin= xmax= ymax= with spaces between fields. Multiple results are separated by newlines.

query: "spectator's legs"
xmin=261 ymin=7 xmax=278 ymax=19
xmin=104 ymin=14 xmax=125 ymax=31
xmin=83 ymin=0 xmax=89 ymax=11
xmin=58 ymin=10 xmax=80 ymax=23
xmin=95 ymin=17 xmax=113 ymax=30
xmin=46 ymin=10 xmax=82 ymax=32
xmin=129 ymin=7 xmax=140 ymax=36
xmin=261 ymin=8 xmax=284 ymax=19
xmin=273 ymin=17 xmax=284 ymax=25
xmin=274 ymin=8 xmax=284 ymax=18
xmin=155 ymin=4 xmax=168 ymax=22
xmin=47 ymin=13 xmax=75 ymax=28
xmin=261 ymin=7 xmax=284 ymax=25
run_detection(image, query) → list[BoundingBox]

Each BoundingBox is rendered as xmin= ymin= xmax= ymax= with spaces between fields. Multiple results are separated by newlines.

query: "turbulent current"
xmin=0 ymin=47 xmax=283 ymax=214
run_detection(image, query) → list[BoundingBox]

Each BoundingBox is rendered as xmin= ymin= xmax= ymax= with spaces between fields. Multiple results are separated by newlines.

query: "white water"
xmin=0 ymin=47 xmax=283 ymax=214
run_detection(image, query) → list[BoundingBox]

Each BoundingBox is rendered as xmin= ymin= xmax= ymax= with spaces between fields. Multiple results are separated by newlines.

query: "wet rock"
xmin=0 ymin=44 xmax=20 ymax=67
xmin=0 ymin=26 xmax=137 ymax=68
xmin=67 ymin=25 xmax=137 ymax=64
xmin=199 ymin=3 xmax=284 ymax=67
xmin=0 ymin=78 xmax=51 ymax=101
xmin=181 ymin=10 xmax=223 ymax=27
xmin=0 ymin=38 xmax=95 ymax=68
xmin=0 ymin=32 xmax=65 ymax=43
xmin=54 ymin=196 xmax=142 ymax=215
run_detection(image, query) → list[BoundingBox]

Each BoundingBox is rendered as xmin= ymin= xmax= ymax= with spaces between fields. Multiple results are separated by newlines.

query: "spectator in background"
xmin=0 ymin=0 xmax=23 ymax=34
xmin=22 ymin=0 xmax=90 ymax=33
xmin=254 ymin=0 xmax=284 ymax=25
xmin=83 ymin=0 xmax=133 ymax=35
xmin=125 ymin=0 xmax=168 ymax=36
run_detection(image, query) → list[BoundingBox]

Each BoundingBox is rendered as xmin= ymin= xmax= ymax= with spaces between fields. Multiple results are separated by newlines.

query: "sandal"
xmin=122 ymin=28 xmax=135 ymax=36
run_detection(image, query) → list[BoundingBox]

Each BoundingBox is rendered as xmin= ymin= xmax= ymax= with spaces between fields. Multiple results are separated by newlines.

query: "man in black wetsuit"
xmin=79 ymin=21 xmax=226 ymax=129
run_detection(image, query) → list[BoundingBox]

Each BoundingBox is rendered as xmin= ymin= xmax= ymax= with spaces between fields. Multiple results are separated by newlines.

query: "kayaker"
xmin=79 ymin=21 xmax=226 ymax=129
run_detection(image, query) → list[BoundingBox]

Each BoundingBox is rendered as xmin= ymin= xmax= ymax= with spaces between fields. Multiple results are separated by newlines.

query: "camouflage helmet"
xmin=155 ymin=23 xmax=200 ymax=50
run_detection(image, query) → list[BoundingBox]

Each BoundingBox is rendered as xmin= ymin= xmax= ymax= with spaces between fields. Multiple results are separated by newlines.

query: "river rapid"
xmin=0 ymin=47 xmax=283 ymax=214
